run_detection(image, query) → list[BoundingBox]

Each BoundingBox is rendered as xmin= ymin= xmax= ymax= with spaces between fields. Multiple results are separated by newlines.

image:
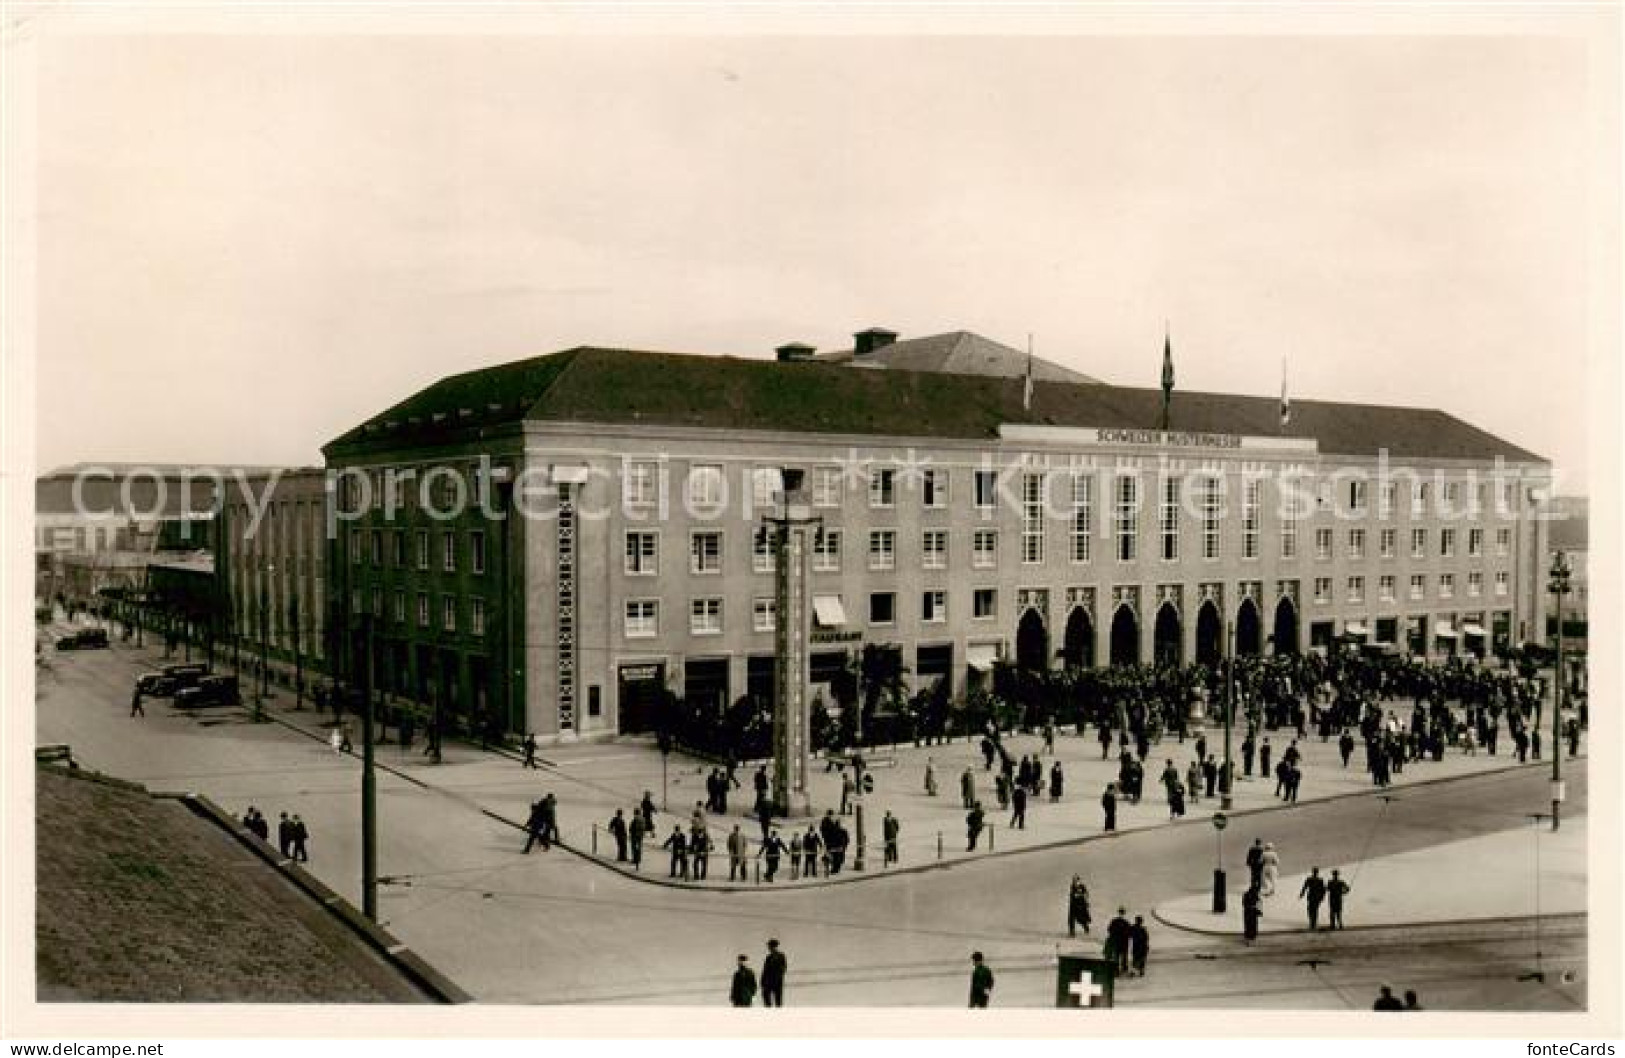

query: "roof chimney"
xmin=776 ymin=342 xmax=816 ymax=363
xmin=853 ymin=327 xmax=899 ymax=357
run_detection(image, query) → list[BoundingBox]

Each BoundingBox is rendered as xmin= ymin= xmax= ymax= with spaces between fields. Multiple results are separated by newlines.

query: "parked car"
xmin=55 ymin=628 xmax=109 ymax=651
xmin=137 ymin=664 xmax=209 ymax=696
xmin=174 ymin=675 xmax=241 ymax=709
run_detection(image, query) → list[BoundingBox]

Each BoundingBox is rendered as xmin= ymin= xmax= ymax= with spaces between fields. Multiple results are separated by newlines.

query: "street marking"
xmin=1069 ymin=972 xmax=1105 ymax=1006
xmin=552 ymin=754 xmax=644 ymax=767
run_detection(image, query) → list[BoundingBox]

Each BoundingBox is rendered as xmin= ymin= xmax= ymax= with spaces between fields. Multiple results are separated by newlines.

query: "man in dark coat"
xmin=1245 ymin=838 xmax=1265 ymax=890
xmin=608 ymin=809 xmax=629 ymax=862
xmin=1010 ymin=784 xmax=1027 ymax=830
xmin=1101 ymin=784 xmax=1118 ymax=832
xmin=523 ymin=800 xmax=549 ymax=853
xmin=882 ymin=811 xmax=900 ymax=865
xmin=966 ymin=801 xmax=986 ymax=851
xmin=628 ymin=812 xmax=647 ymax=869
xmin=663 ymin=826 xmax=689 ymax=879
xmin=760 ymin=829 xmax=786 ymax=882
xmin=729 ymin=955 xmax=757 ymax=1007
xmin=1067 ymin=876 xmax=1092 ymax=937
xmin=1338 ymin=730 xmax=1356 ymax=767
xmin=1327 ymin=869 xmax=1351 ymax=929
xmin=1128 ymin=916 xmax=1151 ymax=977
xmin=278 ymin=811 xmax=294 ymax=858
xmin=1242 ymin=732 xmax=1257 ymax=776
xmin=968 ymin=952 xmax=994 ymax=1008
xmin=1242 ymin=885 xmax=1262 ymax=945
xmin=1105 ymin=909 xmax=1132 ymax=975
xmin=1258 ymin=738 xmax=1273 ymax=784
xmin=290 ymin=815 xmax=309 ymax=862
xmin=761 ymin=940 xmax=787 ymax=1007
xmin=1299 ymin=866 xmax=1328 ymax=930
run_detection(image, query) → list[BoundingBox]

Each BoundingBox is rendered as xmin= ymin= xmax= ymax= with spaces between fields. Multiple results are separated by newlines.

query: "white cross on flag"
xmin=1056 ymin=954 xmax=1115 ymax=1009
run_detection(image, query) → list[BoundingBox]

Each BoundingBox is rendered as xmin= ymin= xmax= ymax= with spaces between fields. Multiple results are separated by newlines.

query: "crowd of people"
xmin=239 ymin=806 xmax=310 ymax=863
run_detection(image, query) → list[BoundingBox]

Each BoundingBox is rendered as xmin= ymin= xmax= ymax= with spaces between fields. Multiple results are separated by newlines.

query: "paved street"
xmin=35 ymin=628 xmax=1589 ymax=1009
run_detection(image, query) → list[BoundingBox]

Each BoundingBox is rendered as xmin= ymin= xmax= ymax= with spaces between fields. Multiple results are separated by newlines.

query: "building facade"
xmin=217 ymin=469 xmax=330 ymax=680
xmin=325 ymin=333 xmax=1552 ymax=744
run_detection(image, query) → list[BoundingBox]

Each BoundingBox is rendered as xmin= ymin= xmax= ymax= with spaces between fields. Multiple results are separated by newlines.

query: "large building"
xmin=323 ymin=329 xmax=1552 ymax=744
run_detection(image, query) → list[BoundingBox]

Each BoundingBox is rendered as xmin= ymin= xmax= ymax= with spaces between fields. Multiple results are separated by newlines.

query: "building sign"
xmin=619 ymin=664 xmax=662 ymax=683
xmin=999 ymin=424 xmax=1318 ymax=454
xmin=811 ymin=630 xmax=862 ymax=644
xmin=1098 ymin=428 xmax=1240 ymax=449
xmin=557 ymin=486 xmax=576 ymax=732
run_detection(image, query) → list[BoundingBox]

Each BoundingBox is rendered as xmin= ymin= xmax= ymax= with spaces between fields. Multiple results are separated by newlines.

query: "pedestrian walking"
xmin=1339 ymin=730 xmax=1355 ymax=767
xmin=801 ymin=826 xmax=821 ymax=878
xmin=1203 ymin=756 xmax=1218 ymax=799
xmin=1242 ymin=732 xmax=1257 ymax=776
xmin=609 ymin=809 xmax=629 ymax=861
xmin=756 ymin=796 xmax=774 ymax=845
xmin=1105 ymin=909 xmax=1132 ymax=975
xmin=1101 ymin=783 xmax=1118 ymax=832
xmin=1049 ymin=761 xmax=1064 ymax=802
xmin=760 ymin=829 xmax=785 ymax=882
xmin=1372 ymin=985 xmax=1404 ymax=1011
xmin=966 ymin=801 xmax=985 ymax=851
xmin=130 ymin=687 xmax=145 ymax=718
xmin=640 ymin=790 xmax=657 ymax=832
xmin=729 ymin=955 xmax=757 ymax=1007
xmin=628 ymin=811 xmax=647 ymax=869
xmin=1242 ymin=885 xmax=1262 ymax=945
xmin=924 ymin=757 xmax=938 ymax=797
xmin=761 ymin=940 xmax=787 ymax=1007
xmin=1327 ymin=869 xmax=1350 ymax=929
xmin=840 ymin=770 xmax=855 ymax=815
xmin=540 ymin=793 xmax=559 ymax=847
xmin=968 ymin=952 xmax=994 ymax=1008
xmin=522 ymin=732 xmax=538 ymax=769
xmin=663 ymin=825 xmax=689 ymax=879
xmin=1245 ymin=838 xmax=1265 ymax=890
xmin=1299 ymin=866 xmax=1327 ymax=930
xmin=1261 ymin=842 xmax=1280 ymax=897
xmin=727 ymin=825 xmax=749 ymax=881
xmin=882 ymin=810 xmax=900 ymax=866
xmin=691 ymin=826 xmax=711 ymax=881
xmin=523 ymin=799 xmax=550 ymax=853
xmin=1259 ymin=738 xmax=1272 ymax=783
xmin=290 ymin=815 xmax=309 ymax=862
xmin=1010 ymin=784 xmax=1027 ymax=829
xmin=1128 ymin=916 xmax=1151 ymax=977
xmin=1403 ymin=990 xmax=1423 ymax=1011
xmin=961 ymin=767 xmax=976 ymax=810
xmin=1168 ymin=781 xmax=1186 ymax=821
xmin=330 ymin=726 xmax=345 ymax=755
xmin=277 ymin=811 xmax=293 ymax=858
xmin=788 ymin=830 xmax=805 ymax=879
xmin=1067 ymin=876 xmax=1092 ymax=937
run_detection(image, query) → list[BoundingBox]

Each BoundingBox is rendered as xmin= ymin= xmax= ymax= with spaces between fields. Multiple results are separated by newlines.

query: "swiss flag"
xmin=1056 ymin=954 xmax=1115 ymax=1009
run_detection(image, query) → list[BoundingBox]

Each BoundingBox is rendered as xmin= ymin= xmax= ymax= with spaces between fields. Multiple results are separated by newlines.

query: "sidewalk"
xmin=1155 ymin=813 xmax=1586 ymax=936
xmin=98 ymin=625 xmax=1588 ymax=890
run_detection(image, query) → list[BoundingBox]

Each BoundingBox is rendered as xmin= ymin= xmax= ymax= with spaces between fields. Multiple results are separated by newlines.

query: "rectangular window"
xmin=868 ymin=529 xmax=897 ymax=571
xmin=1115 ymin=474 xmax=1139 ymax=562
xmin=691 ymin=532 xmax=722 ymax=574
xmin=1379 ymin=528 xmax=1396 ymax=559
xmin=922 ymin=469 xmax=948 ymax=508
xmin=687 ymin=465 xmax=725 ymax=511
xmin=1468 ymin=528 xmax=1483 ymax=558
xmin=1314 ymin=577 xmax=1331 ymax=604
xmin=870 ymin=467 xmax=896 ymax=508
xmin=351 ymin=589 xmax=362 ymax=619
xmin=869 ymin=592 xmax=896 ymax=625
xmin=417 ymin=592 xmax=430 ymax=627
xmin=974 ymin=470 xmax=998 ymax=510
xmin=1411 ymin=528 xmax=1427 ymax=559
xmin=370 ymin=530 xmax=383 ymax=567
xmin=922 ymin=529 xmax=948 ymax=569
xmin=753 ymin=529 xmax=776 ymax=574
xmin=1242 ymin=478 xmax=1261 ymax=560
xmin=690 ymin=597 xmax=723 ymax=635
xmin=1439 ymin=574 xmax=1455 ymax=599
xmin=471 ymin=598 xmax=487 ymax=636
xmin=416 ymin=530 xmax=429 ymax=571
xmin=1410 ymin=574 xmax=1426 ymax=601
xmin=753 ymin=598 xmax=776 ymax=633
xmin=1021 ymin=472 xmax=1044 ymax=564
xmin=1281 ymin=488 xmax=1299 ymax=560
xmin=1348 ymin=480 xmax=1367 ymax=514
xmin=1160 ymin=477 xmax=1180 ymax=562
xmin=624 ymin=460 xmax=659 ymax=507
xmin=1440 ymin=529 xmax=1456 ymax=559
xmin=625 ymin=532 xmax=658 ymax=576
xmin=393 ymin=530 xmax=407 ymax=568
xmin=751 ymin=467 xmax=782 ymax=510
xmin=442 ymin=531 xmax=457 ymax=572
xmin=973 ymin=529 xmax=998 ymax=569
xmin=1468 ymin=571 xmax=1484 ymax=597
xmin=973 ymin=588 xmax=998 ymax=619
xmin=1412 ymin=481 xmax=1428 ymax=516
xmin=1444 ymin=481 xmax=1460 ymax=505
xmin=1495 ymin=571 xmax=1509 ymax=596
xmin=371 ymin=587 xmax=383 ymax=617
xmin=625 ymin=600 xmax=658 ymax=638
xmin=442 ymin=595 xmax=456 ymax=632
xmin=1379 ymin=575 xmax=1396 ymax=602
xmin=812 ymin=466 xmax=842 ymax=508
xmin=1381 ymin=482 xmax=1398 ymax=517
xmin=1496 ymin=528 xmax=1511 ymax=556
xmin=1315 ymin=528 xmax=1333 ymax=561
xmin=813 ymin=528 xmax=842 ymax=572
xmin=471 ymin=531 xmax=487 ymax=574
xmin=350 ymin=529 xmax=363 ymax=565
xmin=1201 ymin=476 xmax=1223 ymax=560
xmin=1348 ymin=528 xmax=1366 ymax=560
xmin=392 ymin=590 xmax=406 ymax=624
xmin=922 ymin=590 xmax=947 ymax=623
xmin=1071 ymin=472 xmax=1093 ymax=563
xmin=1347 ymin=576 xmax=1364 ymax=604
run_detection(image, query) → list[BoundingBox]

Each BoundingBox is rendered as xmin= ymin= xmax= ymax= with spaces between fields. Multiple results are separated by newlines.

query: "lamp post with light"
xmin=1548 ymin=551 xmax=1570 ymax=832
xmin=759 ymin=468 xmax=820 ymax=820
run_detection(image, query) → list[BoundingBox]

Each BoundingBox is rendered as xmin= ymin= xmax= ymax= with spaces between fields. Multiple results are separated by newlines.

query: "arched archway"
xmin=1110 ymin=605 xmax=1140 ymax=668
xmin=1062 ymin=607 xmax=1095 ymax=669
xmin=1195 ymin=600 xmax=1223 ymax=666
xmin=1236 ymin=598 xmax=1262 ymax=656
xmin=1272 ymin=597 xmax=1299 ymax=656
xmin=1153 ymin=602 xmax=1182 ymax=667
xmin=1016 ymin=608 xmax=1048 ymax=672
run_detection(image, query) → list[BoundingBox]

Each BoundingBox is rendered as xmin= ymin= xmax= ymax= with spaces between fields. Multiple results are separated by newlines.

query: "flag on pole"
xmin=1023 ymin=333 xmax=1035 ymax=412
xmin=1279 ymin=358 xmax=1292 ymax=429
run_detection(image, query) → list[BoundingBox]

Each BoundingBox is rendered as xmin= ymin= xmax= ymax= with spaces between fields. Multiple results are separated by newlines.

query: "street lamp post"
xmin=1548 ymin=552 xmax=1570 ymax=832
xmin=1221 ymin=619 xmax=1235 ymax=811
xmin=763 ymin=469 xmax=820 ymax=819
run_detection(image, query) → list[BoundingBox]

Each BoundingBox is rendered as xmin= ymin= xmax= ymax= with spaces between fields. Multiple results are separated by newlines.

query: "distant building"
xmin=1545 ymin=495 xmax=1587 ymax=639
xmin=323 ymin=328 xmax=1551 ymax=744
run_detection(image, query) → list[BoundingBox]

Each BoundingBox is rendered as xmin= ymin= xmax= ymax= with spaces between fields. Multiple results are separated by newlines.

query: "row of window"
xmin=350 ymin=528 xmax=487 ymax=574
xmin=349 ymin=587 xmax=488 ymax=636
xmin=1311 ymin=571 xmax=1509 ymax=605
xmin=626 ymin=523 xmax=1517 ymax=575
xmin=624 ymin=588 xmax=1000 ymax=639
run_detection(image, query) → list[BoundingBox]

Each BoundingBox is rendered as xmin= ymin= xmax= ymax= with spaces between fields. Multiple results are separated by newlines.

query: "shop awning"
xmin=966 ymin=644 xmax=1000 ymax=672
xmin=1463 ymin=623 xmax=1488 ymax=637
xmin=812 ymin=595 xmax=847 ymax=628
xmin=1345 ymin=622 xmax=1369 ymax=636
xmin=1435 ymin=623 xmax=1458 ymax=637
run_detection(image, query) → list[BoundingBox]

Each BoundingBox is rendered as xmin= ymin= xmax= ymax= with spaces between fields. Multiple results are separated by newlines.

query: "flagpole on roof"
xmin=1159 ymin=324 xmax=1175 ymax=431
xmin=1279 ymin=356 xmax=1291 ymax=435
xmin=1023 ymin=333 xmax=1034 ymax=413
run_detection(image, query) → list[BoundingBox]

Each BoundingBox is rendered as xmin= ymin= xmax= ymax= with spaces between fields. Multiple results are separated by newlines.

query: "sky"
xmin=28 ymin=23 xmax=1615 ymax=491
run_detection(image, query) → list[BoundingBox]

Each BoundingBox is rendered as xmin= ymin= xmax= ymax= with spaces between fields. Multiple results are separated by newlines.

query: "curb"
xmin=171 ymin=790 xmax=473 ymax=1004
xmin=1150 ymin=907 xmax=1588 ymax=939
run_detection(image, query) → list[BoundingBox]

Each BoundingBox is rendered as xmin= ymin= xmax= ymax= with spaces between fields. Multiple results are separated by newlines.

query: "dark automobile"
xmin=137 ymin=664 xmax=209 ymax=696
xmin=174 ymin=675 xmax=241 ymax=709
xmin=55 ymin=628 xmax=109 ymax=651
